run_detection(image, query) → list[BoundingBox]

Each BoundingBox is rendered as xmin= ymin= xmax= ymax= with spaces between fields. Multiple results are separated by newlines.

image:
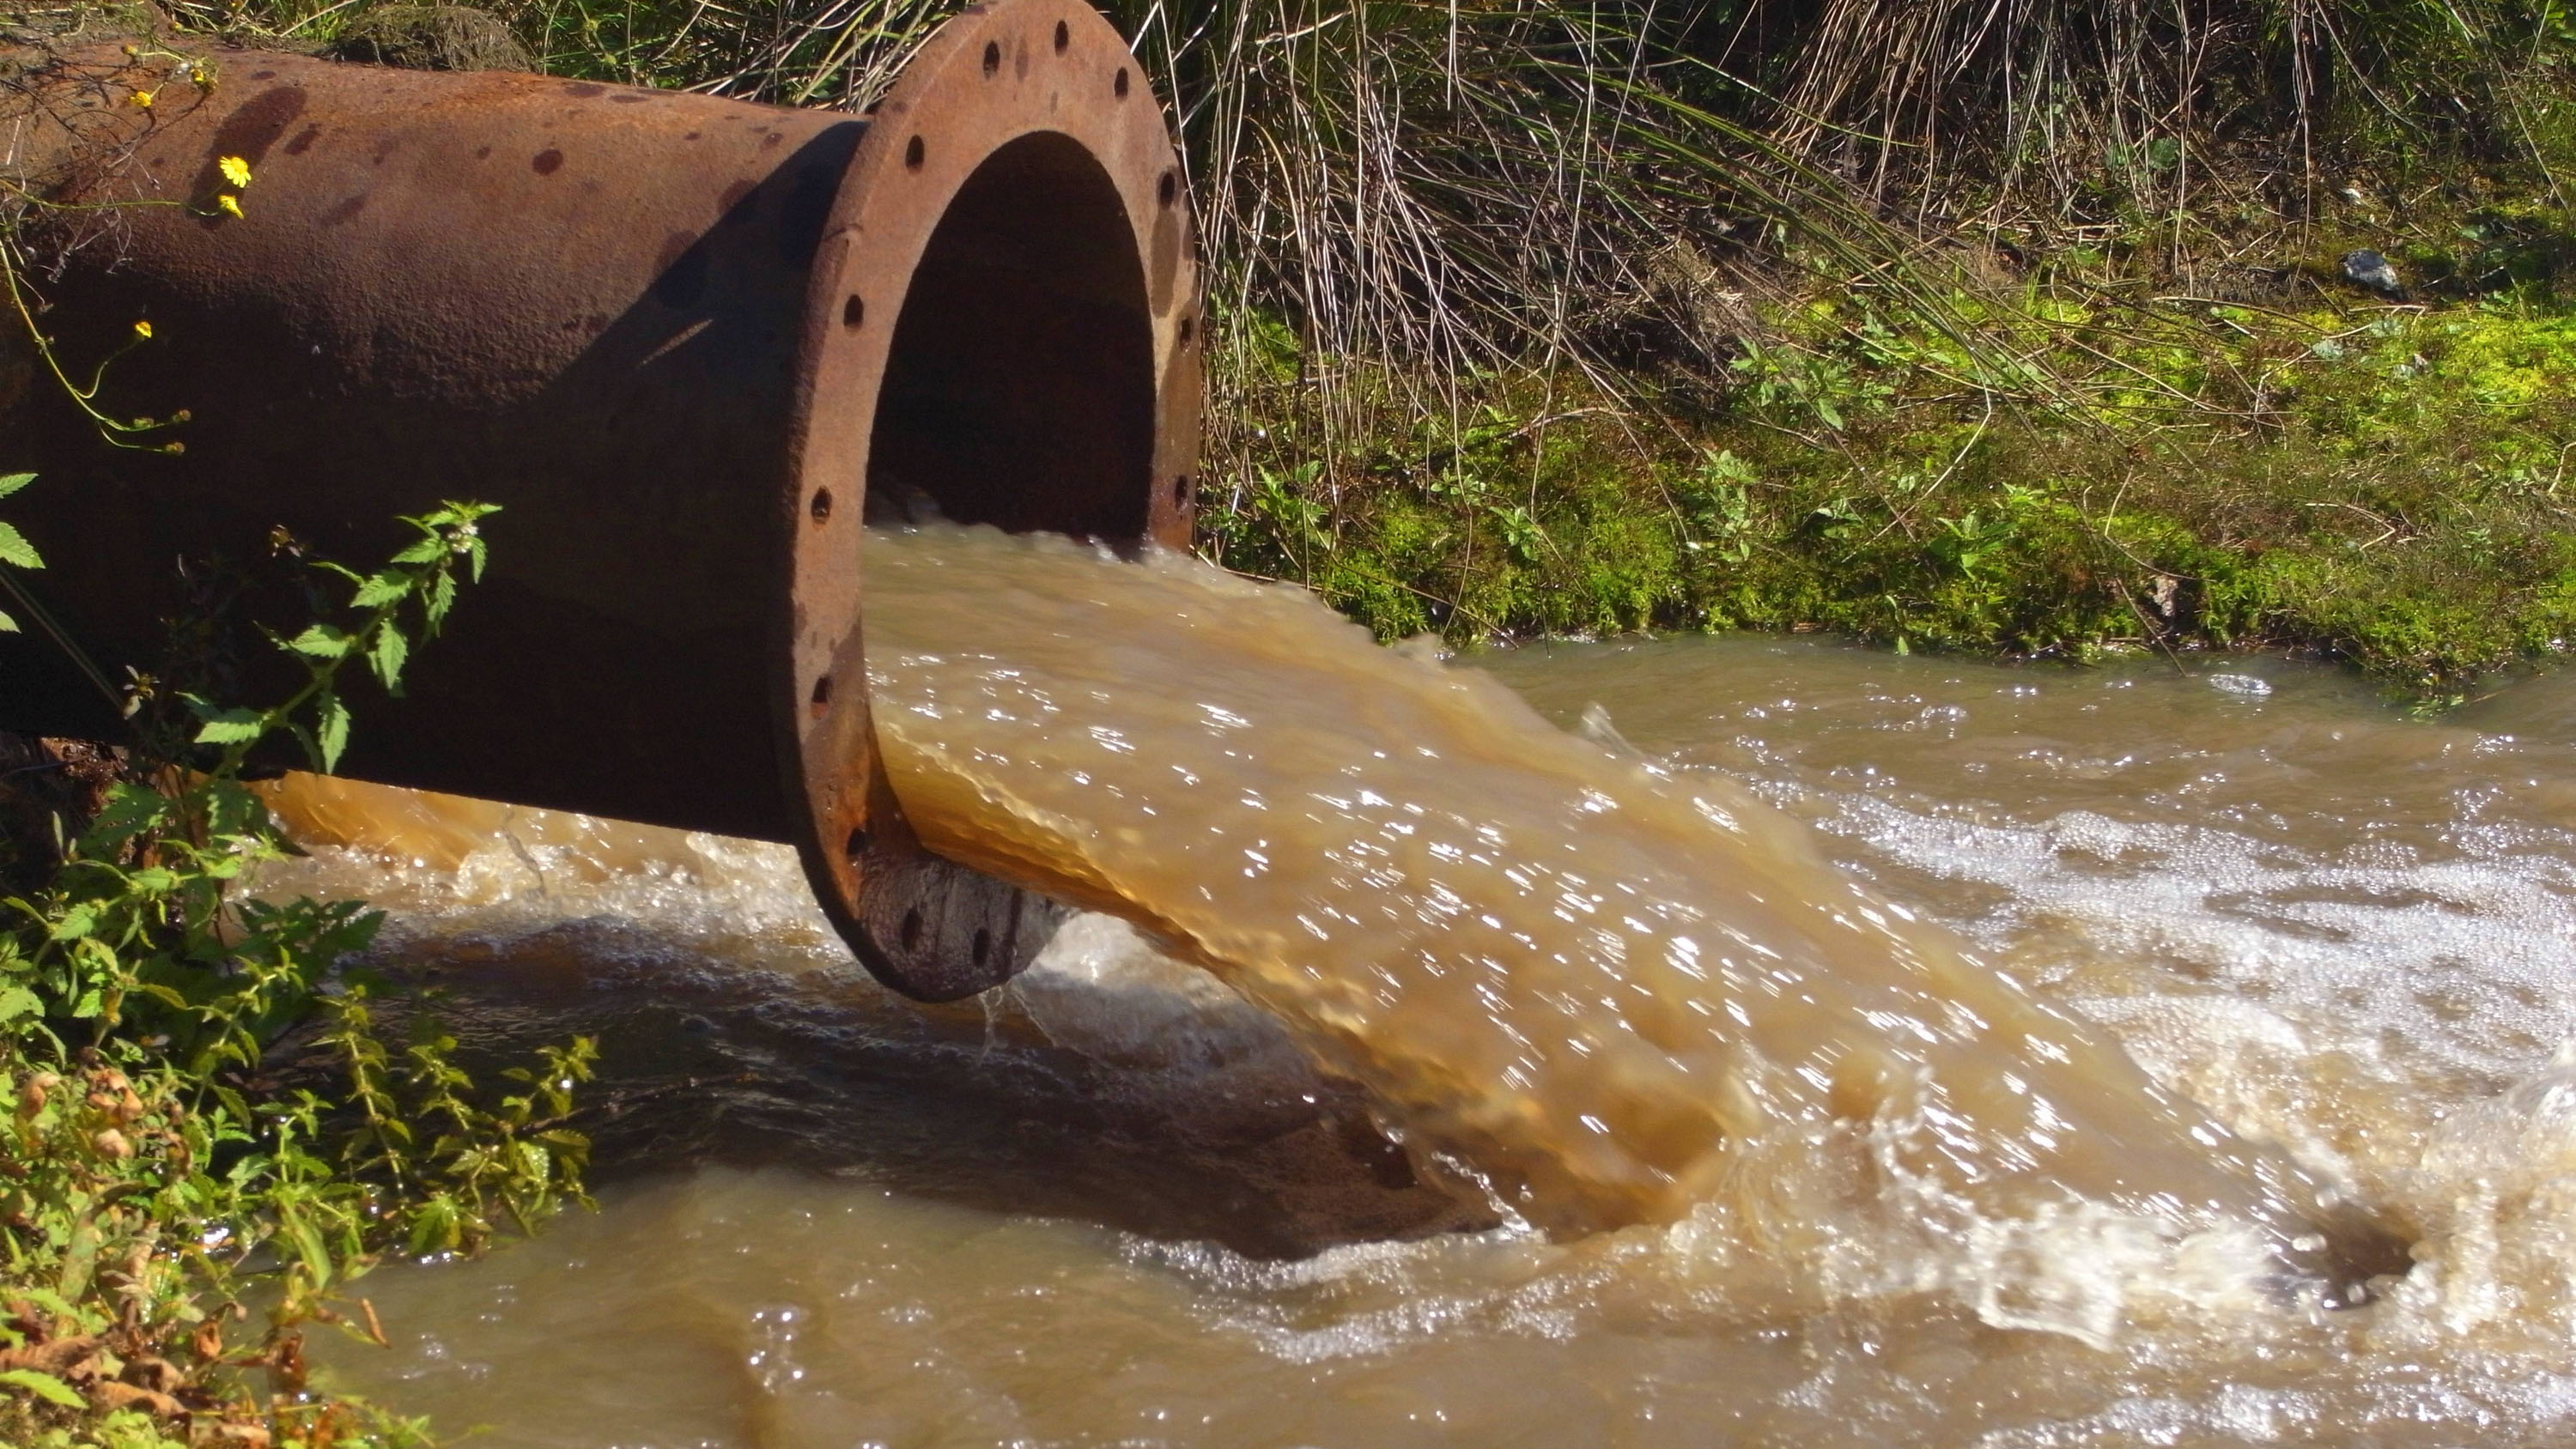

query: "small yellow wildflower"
xmin=217 ymin=155 xmax=252 ymax=189
xmin=132 ymin=319 xmax=152 ymax=340
xmin=216 ymin=194 xmax=243 ymax=220
xmin=131 ymin=88 xmax=155 ymax=108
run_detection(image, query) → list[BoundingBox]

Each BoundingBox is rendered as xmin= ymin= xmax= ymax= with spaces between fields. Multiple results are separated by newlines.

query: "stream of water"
xmin=263 ymin=524 xmax=2576 ymax=1446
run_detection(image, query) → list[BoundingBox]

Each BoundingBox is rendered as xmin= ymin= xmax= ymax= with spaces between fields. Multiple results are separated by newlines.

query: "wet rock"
xmin=2341 ymin=248 xmax=2405 ymax=299
xmin=324 ymin=5 xmax=530 ymax=73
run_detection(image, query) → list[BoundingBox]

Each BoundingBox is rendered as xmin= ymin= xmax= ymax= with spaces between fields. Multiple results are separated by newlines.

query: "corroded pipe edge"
xmin=783 ymin=0 xmax=1200 ymax=998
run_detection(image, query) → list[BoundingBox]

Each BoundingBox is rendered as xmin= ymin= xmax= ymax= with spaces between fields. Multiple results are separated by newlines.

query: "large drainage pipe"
xmin=0 ymin=0 xmax=1200 ymax=1000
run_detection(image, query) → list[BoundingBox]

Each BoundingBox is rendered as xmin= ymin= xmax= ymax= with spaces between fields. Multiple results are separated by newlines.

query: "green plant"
xmin=0 ymin=470 xmax=39 ymax=635
xmin=0 ymin=500 xmax=595 ymax=1446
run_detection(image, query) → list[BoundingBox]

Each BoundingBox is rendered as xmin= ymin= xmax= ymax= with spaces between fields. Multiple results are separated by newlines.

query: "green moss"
xmin=1210 ymin=286 xmax=2576 ymax=697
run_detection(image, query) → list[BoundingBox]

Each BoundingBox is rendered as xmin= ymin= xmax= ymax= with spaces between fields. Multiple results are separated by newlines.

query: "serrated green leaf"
xmin=426 ymin=569 xmax=457 ymax=627
xmin=285 ymin=623 xmax=352 ymax=659
xmin=0 ymin=472 xmax=35 ymax=500
xmin=350 ymin=571 xmax=408 ymax=608
xmin=193 ymin=710 xmax=265 ymax=745
xmin=49 ymin=905 xmax=95 ymax=942
xmin=315 ymin=692 xmax=350 ymax=772
xmin=200 ymin=779 xmax=267 ymax=838
xmin=287 ymin=1212 xmax=334 ymax=1288
xmin=77 ymin=783 xmax=173 ymax=855
xmin=0 ymin=519 xmax=42 ymax=569
xmin=391 ymin=538 xmax=442 ymax=565
xmin=0 ymin=1367 xmax=86 ymax=1407
xmin=368 ymin=623 xmax=408 ymax=692
xmin=0 ymin=608 xmax=15 ymax=632
xmin=0 ymin=985 xmax=40 ymax=1022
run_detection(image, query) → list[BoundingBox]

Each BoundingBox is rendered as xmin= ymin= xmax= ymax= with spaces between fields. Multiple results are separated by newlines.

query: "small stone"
xmin=2340 ymin=249 xmax=2404 ymax=297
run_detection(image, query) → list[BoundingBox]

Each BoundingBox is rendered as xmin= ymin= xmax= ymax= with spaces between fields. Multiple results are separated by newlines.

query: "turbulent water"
xmin=858 ymin=525 xmax=2333 ymax=1267
xmin=260 ymin=524 xmax=2576 ymax=1446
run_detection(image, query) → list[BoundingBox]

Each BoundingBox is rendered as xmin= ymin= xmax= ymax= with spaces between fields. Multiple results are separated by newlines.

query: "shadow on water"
xmin=345 ymin=921 xmax=1495 ymax=1261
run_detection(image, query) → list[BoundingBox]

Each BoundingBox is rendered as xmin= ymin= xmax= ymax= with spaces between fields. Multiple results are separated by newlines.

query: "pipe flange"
xmin=781 ymin=0 xmax=1199 ymax=998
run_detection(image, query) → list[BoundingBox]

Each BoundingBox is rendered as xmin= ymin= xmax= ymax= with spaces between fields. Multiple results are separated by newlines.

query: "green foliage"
xmin=0 ymin=505 xmax=594 ymax=1447
xmin=1203 ymin=284 xmax=2576 ymax=695
xmin=174 ymin=502 xmax=495 ymax=777
xmin=0 ymin=470 xmax=39 ymax=635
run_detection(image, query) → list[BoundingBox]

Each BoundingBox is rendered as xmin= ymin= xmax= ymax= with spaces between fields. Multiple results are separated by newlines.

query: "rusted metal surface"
xmin=0 ymin=0 xmax=1200 ymax=1000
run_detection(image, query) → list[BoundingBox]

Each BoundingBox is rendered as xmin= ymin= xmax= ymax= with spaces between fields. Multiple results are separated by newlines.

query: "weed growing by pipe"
xmin=0 ymin=489 xmax=598 ymax=1447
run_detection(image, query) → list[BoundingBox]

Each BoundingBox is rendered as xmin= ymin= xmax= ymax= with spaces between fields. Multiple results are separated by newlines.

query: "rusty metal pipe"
xmin=0 ymin=0 xmax=1201 ymax=1000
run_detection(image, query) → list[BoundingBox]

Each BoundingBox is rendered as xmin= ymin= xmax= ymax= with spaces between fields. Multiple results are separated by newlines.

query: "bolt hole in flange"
xmin=1173 ymin=475 xmax=1189 ymax=507
xmin=902 ymin=907 xmax=924 ymax=951
xmin=972 ymin=926 xmax=993 ymax=967
xmin=1157 ymin=169 xmax=1176 ymax=207
xmin=809 ymin=675 xmax=832 ymax=717
xmin=1053 ymin=19 xmax=1070 ymax=51
xmin=1114 ymin=68 xmax=1129 ymax=99
xmin=844 ymin=827 xmax=870 ymax=859
xmin=982 ymin=39 xmax=1001 ymax=76
xmin=841 ymin=294 xmax=865 ymax=329
xmin=905 ymin=135 xmax=926 ymax=168
xmin=810 ymin=488 xmax=833 ymax=524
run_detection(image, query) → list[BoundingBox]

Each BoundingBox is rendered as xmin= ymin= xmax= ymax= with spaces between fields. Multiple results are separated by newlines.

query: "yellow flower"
xmin=217 ymin=155 xmax=252 ymax=189
xmin=131 ymin=88 xmax=155 ymax=108
xmin=216 ymin=194 xmax=243 ymax=220
xmin=132 ymin=319 xmax=152 ymax=340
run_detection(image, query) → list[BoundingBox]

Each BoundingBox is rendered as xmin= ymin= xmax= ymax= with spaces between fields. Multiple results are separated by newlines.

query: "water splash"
xmin=856 ymin=522 xmax=2329 ymax=1305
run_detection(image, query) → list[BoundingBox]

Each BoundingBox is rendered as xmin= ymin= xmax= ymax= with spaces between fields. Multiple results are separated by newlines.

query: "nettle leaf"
xmin=79 ymin=782 xmax=173 ymax=854
xmin=315 ymin=692 xmax=351 ymax=772
xmin=426 ymin=570 xmax=458 ymax=628
xmin=0 ymin=472 xmax=35 ymax=500
xmin=0 ymin=518 xmax=42 ymax=570
xmin=286 ymin=1213 xmax=334 ymax=1288
xmin=350 ymin=571 xmax=409 ymax=608
xmin=286 ymin=623 xmax=354 ymax=659
xmin=0 ymin=607 xmax=15 ymax=632
xmin=368 ymin=623 xmax=408 ymax=692
xmin=49 ymin=905 xmax=97 ymax=942
xmin=0 ymin=1367 xmax=86 ymax=1408
xmin=0 ymin=985 xmax=41 ymax=1022
xmin=201 ymin=779 xmax=269 ymax=839
xmin=193 ymin=708 xmax=267 ymax=745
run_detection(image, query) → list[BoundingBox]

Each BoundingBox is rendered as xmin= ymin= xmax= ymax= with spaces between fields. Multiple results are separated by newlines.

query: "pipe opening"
xmin=866 ymin=130 xmax=1156 ymax=538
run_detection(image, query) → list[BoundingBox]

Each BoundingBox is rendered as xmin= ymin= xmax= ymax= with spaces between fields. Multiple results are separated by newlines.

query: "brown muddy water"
xmin=260 ymin=524 xmax=2576 ymax=1447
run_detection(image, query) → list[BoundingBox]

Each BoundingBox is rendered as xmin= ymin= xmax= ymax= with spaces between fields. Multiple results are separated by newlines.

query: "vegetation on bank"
xmin=0 ymin=480 xmax=595 ymax=1448
xmin=1215 ymin=285 xmax=2576 ymax=696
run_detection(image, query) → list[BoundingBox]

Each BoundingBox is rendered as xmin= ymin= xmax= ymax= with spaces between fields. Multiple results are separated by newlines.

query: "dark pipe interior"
xmin=865 ymin=130 xmax=1157 ymax=538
